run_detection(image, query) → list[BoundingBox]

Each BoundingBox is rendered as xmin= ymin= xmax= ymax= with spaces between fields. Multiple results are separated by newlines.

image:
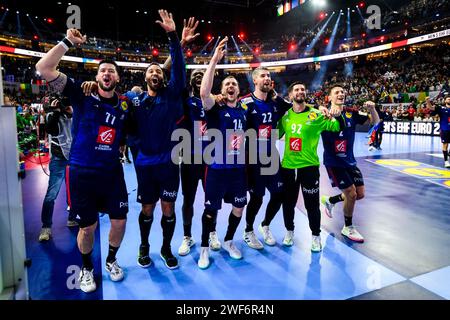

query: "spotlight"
xmin=207 ymin=35 xmax=212 ymax=40
xmin=16 ymin=10 xmax=19 ymax=14
xmin=152 ymin=48 xmax=159 ymax=56
xmin=359 ymin=2 xmax=365 ymax=8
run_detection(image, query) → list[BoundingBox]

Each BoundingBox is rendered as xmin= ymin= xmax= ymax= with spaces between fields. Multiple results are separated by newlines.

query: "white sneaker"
xmin=320 ymin=195 xmax=334 ymax=218
xmin=105 ymin=260 xmax=124 ymax=282
xmin=78 ymin=268 xmax=97 ymax=293
xmin=311 ymin=235 xmax=322 ymax=252
xmin=38 ymin=228 xmax=52 ymax=242
xmin=243 ymin=231 xmax=264 ymax=250
xmin=445 ymin=160 xmax=450 ymax=168
xmin=222 ymin=240 xmax=242 ymax=260
xmin=198 ymin=247 xmax=210 ymax=269
xmin=209 ymin=231 xmax=221 ymax=251
xmin=368 ymin=146 xmax=375 ymax=151
xmin=341 ymin=225 xmax=365 ymax=243
xmin=178 ymin=236 xmax=195 ymax=256
xmin=282 ymin=230 xmax=294 ymax=247
xmin=258 ymin=224 xmax=276 ymax=246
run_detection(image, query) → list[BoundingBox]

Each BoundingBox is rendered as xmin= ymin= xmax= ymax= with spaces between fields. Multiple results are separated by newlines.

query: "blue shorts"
xmin=440 ymin=130 xmax=450 ymax=143
xmin=136 ymin=162 xmax=180 ymax=204
xmin=326 ymin=166 xmax=364 ymax=190
xmin=67 ymin=164 xmax=128 ymax=228
xmin=204 ymin=167 xmax=247 ymax=210
xmin=247 ymin=163 xmax=284 ymax=197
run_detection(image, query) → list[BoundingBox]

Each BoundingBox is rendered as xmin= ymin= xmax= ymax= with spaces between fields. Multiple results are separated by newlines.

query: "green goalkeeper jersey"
xmin=279 ymin=106 xmax=342 ymax=169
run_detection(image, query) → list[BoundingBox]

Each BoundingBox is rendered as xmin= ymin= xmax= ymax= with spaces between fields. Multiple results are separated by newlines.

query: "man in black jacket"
xmin=38 ymin=97 xmax=78 ymax=241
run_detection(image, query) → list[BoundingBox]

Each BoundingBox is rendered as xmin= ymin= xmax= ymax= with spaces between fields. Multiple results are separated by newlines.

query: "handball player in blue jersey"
xmin=239 ymin=67 xmax=292 ymax=249
xmin=427 ymin=94 xmax=450 ymax=168
xmin=321 ymin=85 xmax=379 ymax=243
xmin=126 ymin=10 xmax=186 ymax=270
xmin=177 ymin=69 xmax=222 ymax=256
xmin=36 ymin=29 xmax=132 ymax=293
xmin=197 ymin=37 xmax=248 ymax=269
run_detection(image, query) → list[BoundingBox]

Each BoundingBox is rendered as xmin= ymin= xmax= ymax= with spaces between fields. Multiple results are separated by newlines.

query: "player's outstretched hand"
xmin=156 ymin=9 xmax=176 ymax=33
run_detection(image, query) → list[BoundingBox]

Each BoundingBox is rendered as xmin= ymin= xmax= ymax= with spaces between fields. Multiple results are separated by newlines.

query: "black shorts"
xmin=136 ymin=162 xmax=180 ymax=204
xmin=181 ymin=162 xmax=206 ymax=196
xmin=326 ymin=166 xmax=364 ymax=190
xmin=204 ymin=167 xmax=247 ymax=211
xmin=68 ymin=164 xmax=128 ymax=228
xmin=440 ymin=130 xmax=450 ymax=143
xmin=247 ymin=163 xmax=283 ymax=197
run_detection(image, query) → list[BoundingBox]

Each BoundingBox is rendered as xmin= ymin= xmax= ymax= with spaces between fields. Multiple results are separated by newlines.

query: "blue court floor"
xmin=23 ymin=133 xmax=450 ymax=300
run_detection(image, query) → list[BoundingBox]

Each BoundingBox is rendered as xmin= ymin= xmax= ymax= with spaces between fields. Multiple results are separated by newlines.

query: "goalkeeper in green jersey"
xmin=267 ymin=81 xmax=345 ymax=252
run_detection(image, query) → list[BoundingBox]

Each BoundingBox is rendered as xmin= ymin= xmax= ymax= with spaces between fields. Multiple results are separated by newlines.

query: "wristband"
xmin=60 ymin=37 xmax=74 ymax=50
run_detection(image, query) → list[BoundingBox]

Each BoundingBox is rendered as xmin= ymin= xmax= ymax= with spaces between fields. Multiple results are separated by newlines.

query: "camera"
xmin=42 ymin=94 xmax=70 ymax=113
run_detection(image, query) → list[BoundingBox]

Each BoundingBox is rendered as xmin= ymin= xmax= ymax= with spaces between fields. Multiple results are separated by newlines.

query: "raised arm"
xmin=35 ymin=29 xmax=86 ymax=93
xmin=200 ymin=37 xmax=228 ymax=110
xmin=156 ymin=9 xmax=185 ymax=93
xmin=365 ymin=101 xmax=380 ymax=125
xmin=163 ymin=17 xmax=200 ymax=70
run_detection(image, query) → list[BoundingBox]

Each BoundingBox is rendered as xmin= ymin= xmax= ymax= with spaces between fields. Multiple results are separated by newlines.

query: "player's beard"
xmin=146 ymin=76 xmax=163 ymax=91
xmin=293 ymin=94 xmax=305 ymax=104
xmin=259 ymin=82 xmax=271 ymax=93
xmin=98 ymin=79 xmax=117 ymax=92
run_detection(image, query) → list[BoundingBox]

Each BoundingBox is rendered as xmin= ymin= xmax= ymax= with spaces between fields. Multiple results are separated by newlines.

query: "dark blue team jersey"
xmin=435 ymin=105 xmax=450 ymax=131
xmin=321 ymin=110 xmax=368 ymax=168
xmin=126 ymin=31 xmax=186 ymax=166
xmin=206 ymin=102 xmax=247 ymax=169
xmin=63 ymin=77 xmax=130 ymax=169
xmin=240 ymin=93 xmax=291 ymax=160
xmin=182 ymin=95 xmax=209 ymax=155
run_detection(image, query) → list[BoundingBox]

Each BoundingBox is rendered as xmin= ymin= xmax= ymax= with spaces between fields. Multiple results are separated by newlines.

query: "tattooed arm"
xmin=36 ymin=28 xmax=86 ymax=93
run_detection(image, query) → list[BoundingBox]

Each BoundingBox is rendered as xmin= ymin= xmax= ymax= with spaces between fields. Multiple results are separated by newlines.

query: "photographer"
xmin=38 ymin=96 xmax=78 ymax=242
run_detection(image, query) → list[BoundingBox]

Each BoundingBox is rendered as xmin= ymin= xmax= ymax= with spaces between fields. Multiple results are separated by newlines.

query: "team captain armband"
xmin=47 ymin=72 xmax=68 ymax=93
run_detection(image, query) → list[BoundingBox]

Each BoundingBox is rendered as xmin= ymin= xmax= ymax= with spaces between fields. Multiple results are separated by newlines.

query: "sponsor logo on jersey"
xmin=345 ymin=112 xmax=352 ymax=119
xmin=290 ymin=137 xmax=302 ymax=151
xmin=230 ymin=134 xmax=243 ymax=150
xmin=258 ymin=125 xmax=271 ymax=139
xmin=96 ymin=126 xmax=116 ymax=145
xmin=335 ymin=140 xmax=347 ymax=153
xmin=252 ymin=109 xmax=258 ymax=114
xmin=225 ymin=113 xmax=230 ymax=117
xmin=120 ymin=101 xmax=128 ymax=111
xmin=308 ymin=111 xmax=318 ymax=120
xmin=241 ymin=97 xmax=254 ymax=105
xmin=199 ymin=120 xmax=208 ymax=135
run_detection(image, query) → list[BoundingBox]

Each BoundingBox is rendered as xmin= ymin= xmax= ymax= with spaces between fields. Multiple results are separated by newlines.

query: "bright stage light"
xmin=312 ymin=0 xmax=326 ymax=8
